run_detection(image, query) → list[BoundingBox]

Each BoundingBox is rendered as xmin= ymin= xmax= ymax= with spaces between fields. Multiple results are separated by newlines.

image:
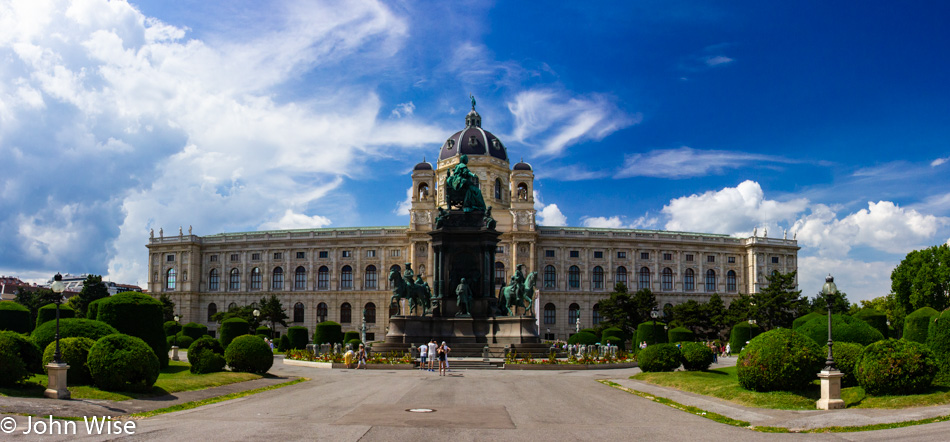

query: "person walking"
xmin=357 ymin=344 xmax=367 ymax=369
xmin=438 ymin=342 xmax=448 ymax=376
xmin=442 ymin=341 xmax=451 ymax=371
xmin=418 ymin=342 xmax=428 ymax=370
xmin=428 ymin=340 xmax=437 ymax=372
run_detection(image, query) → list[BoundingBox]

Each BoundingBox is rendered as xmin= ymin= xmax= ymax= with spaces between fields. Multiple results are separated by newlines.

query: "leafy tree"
xmin=14 ymin=287 xmax=58 ymax=325
xmin=752 ymin=271 xmax=806 ymax=330
xmin=860 ymin=294 xmax=906 ymax=338
xmin=704 ymin=293 xmax=727 ymax=340
xmin=211 ymin=304 xmax=261 ymax=328
xmin=258 ymin=294 xmax=289 ymax=338
xmin=809 ymin=290 xmax=852 ymax=315
xmin=631 ymin=288 xmax=658 ymax=323
xmin=159 ymin=294 xmax=175 ymax=321
xmin=670 ymin=300 xmax=707 ymax=335
xmin=725 ymin=293 xmax=754 ymax=328
xmin=72 ymin=275 xmax=110 ymax=318
xmin=597 ymin=283 xmax=638 ymax=339
xmin=891 ymin=244 xmax=950 ymax=312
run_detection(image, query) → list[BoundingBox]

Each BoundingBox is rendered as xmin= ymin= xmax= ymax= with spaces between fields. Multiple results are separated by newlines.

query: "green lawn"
xmin=633 ymin=367 xmax=950 ymax=409
xmin=0 ymin=361 xmax=261 ymax=401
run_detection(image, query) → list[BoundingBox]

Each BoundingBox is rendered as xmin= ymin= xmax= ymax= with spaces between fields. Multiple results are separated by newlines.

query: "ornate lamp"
xmin=816 ymin=274 xmax=845 ymax=410
xmin=44 ymin=273 xmax=70 ymax=399
xmin=171 ymin=314 xmax=181 ymax=361
xmin=650 ymin=307 xmax=660 ymax=345
xmin=821 ymin=275 xmax=838 ymax=370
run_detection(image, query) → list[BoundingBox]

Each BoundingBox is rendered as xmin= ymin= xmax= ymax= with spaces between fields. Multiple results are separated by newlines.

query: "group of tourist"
xmin=418 ymin=340 xmax=451 ymax=376
xmin=635 ymin=340 xmax=732 ymax=361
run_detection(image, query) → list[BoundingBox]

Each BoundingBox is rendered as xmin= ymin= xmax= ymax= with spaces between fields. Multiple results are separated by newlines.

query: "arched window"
xmin=544 ymin=265 xmax=557 ymax=289
xmin=229 ymin=268 xmax=240 ymax=290
xmin=295 ymin=266 xmax=307 ymax=290
xmin=418 ymin=182 xmax=429 ymax=200
xmin=568 ymin=303 xmax=580 ymax=325
xmin=207 ymin=302 xmax=217 ymax=322
xmin=318 ymin=266 xmax=329 ymax=290
xmin=544 ymin=303 xmax=556 ymax=324
xmin=340 ymin=302 xmax=352 ymax=323
xmin=251 ymin=267 xmax=262 ymax=290
xmin=272 ymin=267 xmax=284 ymax=290
xmin=317 ymin=302 xmax=328 ymax=322
xmin=341 ymin=265 xmax=353 ymax=289
xmin=592 ymin=266 xmax=604 ymax=290
xmin=517 ymin=183 xmax=529 ymax=201
xmin=638 ymin=267 xmax=651 ymax=290
xmin=389 ymin=265 xmax=401 ymax=289
xmin=495 ymin=262 xmax=505 ymax=286
xmin=293 ymin=302 xmax=304 ymax=323
xmin=568 ymin=266 xmax=580 ymax=289
xmin=685 ymin=268 xmax=695 ymax=291
xmin=494 ymin=178 xmax=502 ymax=200
xmin=616 ymin=266 xmax=628 ymax=286
xmin=592 ymin=303 xmax=602 ymax=325
xmin=228 ymin=302 xmax=237 ymax=311
xmin=365 ymin=302 xmax=376 ymax=323
xmin=209 ymin=269 xmax=219 ymax=291
xmin=705 ymin=269 xmax=716 ymax=292
xmin=165 ymin=268 xmax=176 ymax=291
xmin=662 ymin=268 xmax=673 ymax=291
xmin=727 ymin=270 xmax=737 ymax=292
xmin=364 ymin=265 xmax=377 ymax=290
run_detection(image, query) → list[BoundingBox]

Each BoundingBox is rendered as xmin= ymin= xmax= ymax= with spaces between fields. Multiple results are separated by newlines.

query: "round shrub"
xmin=343 ymin=331 xmax=360 ymax=343
xmin=568 ymin=331 xmax=598 ymax=346
xmin=224 ymin=335 xmax=273 ymax=374
xmin=96 ymin=292 xmax=168 ymax=368
xmin=31 ymin=318 xmax=119 ymax=354
xmin=256 ymin=325 xmax=271 ymax=337
xmin=728 ymin=321 xmax=760 ymax=354
xmin=187 ymin=337 xmax=226 ymax=374
xmin=798 ymin=314 xmax=884 ymax=347
xmin=41 ymin=337 xmax=95 ymax=385
xmin=36 ymin=303 xmax=75 ymax=329
xmin=219 ymin=318 xmax=251 ymax=349
xmin=0 ymin=301 xmax=32 ymax=333
xmin=167 ymin=334 xmax=194 ymax=350
xmin=286 ymin=326 xmax=309 ymax=350
xmin=832 ymin=342 xmax=865 ymax=387
xmin=579 ymin=328 xmax=601 ymax=340
xmin=854 ymin=309 xmax=888 ymax=338
xmin=0 ymin=331 xmax=42 ymax=386
xmin=347 ymin=338 xmax=362 ymax=350
xmin=668 ymin=327 xmax=694 ymax=343
xmin=904 ymin=307 xmax=939 ymax=343
xmin=164 ymin=321 xmax=182 ymax=336
xmin=928 ymin=310 xmax=950 ymax=384
xmin=792 ymin=311 xmax=824 ymax=330
xmin=638 ymin=343 xmax=682 ymax=372
xmin=600 ymin=327 xmax=623 ymax=341
xmin=680 ymin=341 xmax=715 ymax=371
xmin=87 ymin=334 xmax=160 ymax=392
xmin=181 ymin=322 xmax=208 ymax=341
xmin=603 ymin=336 xmax=625 ymax=350
xmin=737 ymin=328 xmax=823 ymax=392
xmin=857 ymin=339 xmax=936 ymax=395
xmin=313 ymin=321 xmax=343 ymax=345
xmin=277 ymin=334 xmax=290 ymax=352
xmin=636 ymin=322 xmax=669 ymax=347
xmin=86 ymin=298 xmax=105 ymax=320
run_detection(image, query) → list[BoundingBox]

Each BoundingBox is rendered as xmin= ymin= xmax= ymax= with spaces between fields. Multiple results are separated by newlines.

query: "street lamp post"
xmin=44 ymin=273 xmax=70 ymax=399
xmin=650 ymin=307 xmax=660 ymax=345
xmin=171 ymin=314 xmax=181 ymax=361
xmin=253 ymin=308 xmax=262 ymax=336
xmin=816 ymin=274 xmax=845 ymax=410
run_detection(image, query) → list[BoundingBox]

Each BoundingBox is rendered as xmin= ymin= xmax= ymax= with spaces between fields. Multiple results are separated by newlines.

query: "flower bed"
xmin=504 ymin=350 xmax=636 ymax=368
xmin=284 ymin=349 xmax=413 ymax=368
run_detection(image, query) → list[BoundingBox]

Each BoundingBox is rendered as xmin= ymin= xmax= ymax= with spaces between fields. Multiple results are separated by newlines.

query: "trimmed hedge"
xmin=737 ymin=328 xmax=823 ymax=392
xmin=164 ymin=321 xmax=182 ymax=336
xmin=728 ymin=321 xmax=760 ymax=354
xmin=87 ymin=334 xmax=160 ymax=392
xmin=31 ymin=318 xmax=119 ymax=354
xmin=636 ymin=321 xmax=669 ymax=347
xmin=187 ymin=337 xmax=226 ymax=374
xmin=792 ymin=311 xmax=824 ymax=330
xmin=277 ymin=334 xmax=290 ymax=352
xmin=668 ymin=326 xmax=695 ymax=343
xmin=832 ymin=342 xmax=865 ymax=387
xmin=36 ymin=303 xmax=75 ymax=329
xmin=95 ymin=292 xmax=168 ymax=368
xmin=256 ymin=325 xmax=271 ymax=337
xmin=854 ymin=309 xmax=888 ymax=339
xmin=286 ymin=326 xmax=309 ymax=350
xmin=857 ymin=339 xmax=936 ymax=395
xmin=568 ymin=331 xmax=598 ymax=346
xmin=638 ymin=343 xmax=682 ymax=372
xmin=347 ymin=338 xmax=363 ymax=349
xmin=0 ymin=331 xmax=42 ymax=386
xmin=220 ymin=318 xmax=251 ymax=349
xmin=798 ymin=314 xmax=884 ymax=347
xmin=0 ymin=301 xmax=32 ymax=333
xmin=167 ymin=334 xmax=194 ymax=350
xmin=904 ymin=307 xmax=939 ymax=343
xmin=314 ymin=321 xmax=343 ymax=345
xmin=579 ymin=328 xmax=600 ymax=340
xmin=603 ymin=336 xmax=625 ymax=350
xmin=181 ymin=322 xmax=208 ymax=341
xmin=86 ymin=298 xmax=105 ymax=320
xmin=601 ymin=327 xmax=623 ymax=341
xmin=343 ymin=331 xmax=360 ymax=343
xmin=680 ymin=341 xmax=714 ymax=371
xmin=224 ymin=335 xmax=273 ymax=374
xmin=927 ymin=310 xmax=950 ymax=384
xmin=41 ymin=337 xmax=95 ymax=385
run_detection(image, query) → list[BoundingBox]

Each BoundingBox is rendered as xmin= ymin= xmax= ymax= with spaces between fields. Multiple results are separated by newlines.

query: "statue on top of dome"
xmin=470 ymin=93 xmax=476 ymax=110
xmin=445 ymin=154 xmax=486 ymax=212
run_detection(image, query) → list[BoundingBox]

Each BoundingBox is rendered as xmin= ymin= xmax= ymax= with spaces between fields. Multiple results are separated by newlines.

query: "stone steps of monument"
xmin=372 ymin=342 xmax=556 ymax=358
xmin=444 ymin=360 xmax=503 ymax=370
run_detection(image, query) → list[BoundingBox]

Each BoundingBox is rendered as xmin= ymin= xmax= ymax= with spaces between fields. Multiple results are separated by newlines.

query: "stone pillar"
xmin=816 ymin=370 xmax=845 ymax=410
xmin=44 ymin=362 xmax=70 ymax=399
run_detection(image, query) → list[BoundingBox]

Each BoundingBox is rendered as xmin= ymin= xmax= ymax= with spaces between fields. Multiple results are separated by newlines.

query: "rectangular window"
xmin=570 ymin=250 xmax=579 ymax=258
xmin=230 ymin=254 xmax=239 ymax=262
xmin=166 ymin=254 xmax=175 ymax=262
xmin=545 ymin=250 xmax=555 ymax=258
xmin=593 ymin=251 xmax=603 ymax=259
xmin=273 ymin=252 xmax=282 ymax=260
xmin=617 ymin=251 xmax=626 ymax=259
xmin=210 ymin=254 xmax=218 ymax=262
xmin=728 ymin=256 xmax=736 ymax=264
xmin=663 ymin=253 xmax=672 ymax=261
xmin=251 ymin=253 xmax=261 ymax=261
xmin=342 ymin=250 xmax=352 ymax=258
xmin=366 ymin=250 xmax=376 ymax=258
xmin=640 ymin=252 xmax=649 ymax=260
xmin=390 ymin=249 xmax=400 ymax=257
xmin=707 ymin=255 xmax=715 ymax=263
xmin=771 ymin=256 xmax=779 ymax=264
xmin=296 ymin=252 xmax=306 ymax=259
xmin=496 ymin=246 xmax=504 ymax=254
xmin=319 ymin=251 xmax=328 ymax=259
xmin=544 ymin=307 xmax=556 ymax=325
xmin=685 ymin=254 xmax=694 ymax=262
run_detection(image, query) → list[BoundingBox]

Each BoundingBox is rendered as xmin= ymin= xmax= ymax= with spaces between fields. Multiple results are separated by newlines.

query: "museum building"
xmin=147 ymin=105 xmax=799 ymax=341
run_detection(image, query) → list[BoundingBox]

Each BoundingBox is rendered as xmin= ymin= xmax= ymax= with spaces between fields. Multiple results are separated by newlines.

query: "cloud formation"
xmin=617 ymin=147 xmax=794 ymax=179
xmin=533 ymin=191 xmax=567 ymax=226
xmin=662 ymin=180 xmax=808 ymax=235
xmin=581 ymin=214 xmax=659 ymax=229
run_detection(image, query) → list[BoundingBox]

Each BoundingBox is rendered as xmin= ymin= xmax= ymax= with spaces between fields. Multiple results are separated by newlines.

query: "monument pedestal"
xmin=385 ymin=315 xmax=539 ymax=345
xmin=44 ymin=362 xmax=71 ymax=400
xmin=816 ymin=370 xmax=845 ymax=410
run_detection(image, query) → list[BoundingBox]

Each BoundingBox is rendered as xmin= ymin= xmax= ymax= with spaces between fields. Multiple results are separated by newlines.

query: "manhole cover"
xmin=406 ymin=408 xmax=436 ymax=413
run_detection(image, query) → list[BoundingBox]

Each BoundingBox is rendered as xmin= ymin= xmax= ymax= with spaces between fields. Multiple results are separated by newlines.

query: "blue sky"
xmin=1 ymin=0 xmax=947 ymax=302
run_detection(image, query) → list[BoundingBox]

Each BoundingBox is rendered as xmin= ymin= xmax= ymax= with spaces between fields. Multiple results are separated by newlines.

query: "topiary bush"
xmin=181 ymin=322 xmax=208 ymax=340
xmin=668 ymin=327 xmax=695 ymax=343
xmin=832 ymin=342 xmax=865 ymax=387
xmin=0 ymin=301 xmax=32 ymax=333
xmin=95 ymin=292 xmax=168 ymax=368
xmin=603 ymin=336 xmax=626 ymax=350
xmin=167 ymin=334 xmax=194 ymax=350
xmin=277 ymin=334 xmax=290 ymax=352
xmin=854 ymin=309 xmax=888 ymax=338
xmin=636 ymin=322 xmax=669 ymax=347
xmin=579 ymin=328 xmax=601 ymax=341
xmin=36 ymin=303 xmax=75 ymax=329
xmin=41 ymin=337 xmax=95 ymax=385
xmin=728 ymin=321 xmax=760 ymax=354
xmin=286 ymin=326 xmax=308 ymax=350
xmin=86 ymin=298 xmax=105 ymax=320
xmin=680 ymin=341 xmax=715 ymax=371
xmin=927 ymin=310 xmax=950 ymax=384
xmin=568 ymin=331 xmax=598 ymax=346
xmin=256 ymin=326 xmax=271 ymax=337
xmin=856 ymin=339 xmax=936 ymax=395
xmin=87 ymin=334 xmax=160 ymax=392
xmin=224 ymin=335 xmax=273 ymax=374
xmin=798 ymin=314 xmax=884 ymax=347
xmin=31 ymin=318 xmax=119 ymax=354
xmin=219 ymin=318 xmax=251 ymax=349
xmin=904 ymin=307 xmax=939 ymax=343
xmin=164 ymin=321 xmax=182 ymax=336
xmin=313 ymin=321 xmax=343 ymax=345
xmin=792 ymin=311 xmax=824 ymax=330
xmin=600 ymin=327 xmax=623 ymax=341
xmin=736 ymin=328 xmax=823 ymax=392
xmin=0 ymin=331 xmax=42 ymax=386
xmin=638 ymin=343 xmax=682 ymax=372
xmin=187 ymin=337 xmax=226 ymax=374
xmin=343 ymin=331 xmax=360 ymax=343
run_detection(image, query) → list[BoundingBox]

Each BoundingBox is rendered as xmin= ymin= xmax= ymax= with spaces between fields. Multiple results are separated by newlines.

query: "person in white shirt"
xmin=427 ymin=340 xmax=437 ymax=371
xmin=442 ymin=341 xmax=451 ymax=371
xmin=419 ymin=343 xmax=428 ymax=370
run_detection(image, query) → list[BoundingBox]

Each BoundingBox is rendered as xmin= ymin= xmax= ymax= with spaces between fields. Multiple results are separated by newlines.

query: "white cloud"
xmin=390 ymin=101 xmax=415 ymax=118
xmin=797 ymin=256 xmax=896 ymax=303
xmin=533 ymin=190 xmax=566 ymax=226
xmin=259 ymin=210 xmax=332 ymax=230
xmin=581 ymin=214 xmax=659 ymax=229
xmin=932 ymin=156 xmax=949 ymax=167
xmin=662 ymin=180 xmax=808 ymax=235
xmin=705 ymin=55 xmax=734 ymax=66
xmin=394 ymin=187 xmax=412 ymax=215
xmin=617 ymin=146 xmax=795 ymax=179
